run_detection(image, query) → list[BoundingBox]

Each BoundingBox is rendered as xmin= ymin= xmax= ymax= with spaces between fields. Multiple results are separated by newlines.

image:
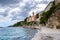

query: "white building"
xmin=44 ymin=2 xmax=53 ymax=12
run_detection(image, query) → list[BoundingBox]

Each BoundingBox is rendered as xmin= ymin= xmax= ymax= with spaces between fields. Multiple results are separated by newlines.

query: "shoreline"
xmin=1 ymin=26 xmax=60 ymax=40
xmin=10 ymin=25 xmax=41 ymax=29
xmin=7 ymin=26 xmax=60 ymax=40
xmin=32 ymin=27 xmax=60 ymax=40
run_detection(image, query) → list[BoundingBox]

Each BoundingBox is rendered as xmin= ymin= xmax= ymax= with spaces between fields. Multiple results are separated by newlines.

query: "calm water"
xmin=0 ymin=27 xmax=37 ymax=40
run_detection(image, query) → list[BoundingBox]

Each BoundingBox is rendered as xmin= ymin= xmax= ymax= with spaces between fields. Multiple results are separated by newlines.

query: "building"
xmin=27 ymin=12 xmax=36 ymax=22
xmin=37 ymin=11 xmax=43 ymax=22
xmin=27 ymin=1 xmax=53 ymax=22
xmin=44 ymin=2 xmax=53 ymax=12
xmin=36 ymin=1 xmax=53 ymax=22
xmin=27 ymin=1 xmax=54 ymax=22
xmin=31 ymin=12 xmax=36 ymax=21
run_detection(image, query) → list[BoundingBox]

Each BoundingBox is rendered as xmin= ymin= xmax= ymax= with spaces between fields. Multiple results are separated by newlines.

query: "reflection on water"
xmin=0 ymin=27 xmax=37 ymax=40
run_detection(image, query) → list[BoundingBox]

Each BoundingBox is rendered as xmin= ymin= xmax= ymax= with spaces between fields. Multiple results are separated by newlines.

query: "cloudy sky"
xmin=0 ymin=0 xmax=53 ymax=27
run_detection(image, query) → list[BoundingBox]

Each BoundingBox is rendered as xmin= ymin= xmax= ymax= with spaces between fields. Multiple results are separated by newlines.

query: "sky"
xmin=0 ymin=0 xmax=53 ymax=27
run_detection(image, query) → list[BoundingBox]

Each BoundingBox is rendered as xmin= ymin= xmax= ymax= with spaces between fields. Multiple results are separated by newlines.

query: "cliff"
xmin=46 ymin=5 xmax=60 ymax=29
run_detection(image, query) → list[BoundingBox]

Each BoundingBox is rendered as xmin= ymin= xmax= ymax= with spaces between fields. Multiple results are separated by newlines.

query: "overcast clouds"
xmin=0 ymin=0 xmax=53 ymax=27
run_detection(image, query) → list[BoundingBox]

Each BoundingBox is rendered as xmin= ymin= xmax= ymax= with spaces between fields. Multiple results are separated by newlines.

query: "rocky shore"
xmin=32 ymin=27 xmax=60 ymax=40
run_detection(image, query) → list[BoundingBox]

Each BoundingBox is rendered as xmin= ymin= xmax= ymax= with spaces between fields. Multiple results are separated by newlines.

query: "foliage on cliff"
xmin=40 ymin=1 xmax=57 ymax=24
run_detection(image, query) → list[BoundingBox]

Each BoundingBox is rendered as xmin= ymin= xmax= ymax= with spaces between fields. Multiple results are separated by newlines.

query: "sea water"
xmin=0 ymin=27 xmax=37 ymax=40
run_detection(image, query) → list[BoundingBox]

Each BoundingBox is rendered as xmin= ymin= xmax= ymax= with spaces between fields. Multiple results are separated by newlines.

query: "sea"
xmin=0 ymin=27 xmax=37 ymax=40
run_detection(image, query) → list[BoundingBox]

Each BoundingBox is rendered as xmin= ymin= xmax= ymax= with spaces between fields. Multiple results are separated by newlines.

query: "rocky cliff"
xmin=46 ymin=5 xmax=60 ymax=29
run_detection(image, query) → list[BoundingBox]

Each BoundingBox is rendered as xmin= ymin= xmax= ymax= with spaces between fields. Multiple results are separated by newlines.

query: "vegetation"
xmin=13 ymin=21 xmax=38 ymax=27
xmin=40 ymin=1 xmax=57 ymax=25
xmin=13 ymin=21 xmax=25 ymax=26
xmin=27 ymin=21 xmax=39 ymax=26
xmin=36 ymin=13 xmax=39 ymax=18
xmin=12 ymin=1 xmax=60 ymax=27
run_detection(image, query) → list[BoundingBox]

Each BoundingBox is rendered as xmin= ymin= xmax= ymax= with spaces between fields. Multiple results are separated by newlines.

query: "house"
xmin=36 ymin=11 xmax=43 ymax=22
xmin=27 ymin=12 xmax=36 ymax=22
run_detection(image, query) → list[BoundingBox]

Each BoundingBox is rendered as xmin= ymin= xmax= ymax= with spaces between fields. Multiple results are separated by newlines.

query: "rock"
xmin=41 ymin=36 xmax=54 ymax=40
xmin=46 ymin=6 xmax=60 ymax=29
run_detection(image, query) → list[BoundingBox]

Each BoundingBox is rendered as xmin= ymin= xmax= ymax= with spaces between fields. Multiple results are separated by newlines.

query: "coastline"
xmin=32 ymin=27 xmax=60 ymax=40
xmin=8 ymin=26 xmax=60 ymax=40
xmin=12 ymin=25 xmax=41 ymax=29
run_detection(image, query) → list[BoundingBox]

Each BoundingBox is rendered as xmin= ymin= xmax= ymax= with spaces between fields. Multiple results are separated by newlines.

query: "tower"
xmin=32 ymin=12 xmax=35 ymax=16
xmin=31 ymin=12 xmax=36 ymax=21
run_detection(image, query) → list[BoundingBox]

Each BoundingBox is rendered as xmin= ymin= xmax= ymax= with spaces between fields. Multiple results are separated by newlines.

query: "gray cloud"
xmin=40 ymin=0 xmax=49 ymax=4
xmin=0 ymin=0 xmax=22 ymax=6
xmin=0 ymin=0 xmax=53 ymax=27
